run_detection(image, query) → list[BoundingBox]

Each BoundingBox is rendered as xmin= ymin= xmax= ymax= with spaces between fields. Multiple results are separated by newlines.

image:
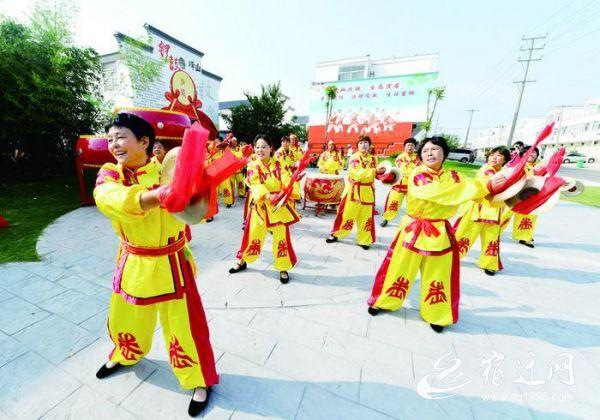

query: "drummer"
xmin=317 ymin=140 xmax=344 ymax=175
xmin=326 ymin=135 xmax=381 ymax=250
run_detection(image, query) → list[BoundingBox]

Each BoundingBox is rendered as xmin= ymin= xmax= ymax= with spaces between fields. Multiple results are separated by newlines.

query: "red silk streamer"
xmin=489 ymin=122 xmax=555 ymax=195
xmin=197 ymin=148 xmax=249 ymax=218
xmin=534 ymin=147 xmax=565 ymax=177
xmin=271 ymin=150 xmax=314 ymax=207
xmin=160 ymin=123 xmax=208 ymax=212
xmin=512 ymin=176 xmax=565 ymax=214
xmin=376 ymin=172 xmax=396 ymax=184
xmin=242 ymin=144 xmax=253 ymax=157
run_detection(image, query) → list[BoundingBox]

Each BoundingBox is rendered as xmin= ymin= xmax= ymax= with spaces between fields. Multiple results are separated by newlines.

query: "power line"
xmin=507 ymin=34 xmax=547 ymax=147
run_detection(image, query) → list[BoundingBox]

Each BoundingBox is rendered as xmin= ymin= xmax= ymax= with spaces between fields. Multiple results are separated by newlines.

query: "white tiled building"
xmin=100 ymin=24 xmax=222 ymax=126
xmin=468 ymin=98 xmax=600 ymax=159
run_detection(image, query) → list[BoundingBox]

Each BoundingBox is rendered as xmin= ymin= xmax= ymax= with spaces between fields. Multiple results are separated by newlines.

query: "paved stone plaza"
xmin=1 ymin=185 xmax=599 ymax=419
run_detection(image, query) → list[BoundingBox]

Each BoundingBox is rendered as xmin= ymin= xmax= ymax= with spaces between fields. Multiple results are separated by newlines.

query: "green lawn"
xmin=0 ymin=177 xmax=81 ymax=263
xmin=562 ymin=186 xmax=600 ymax=208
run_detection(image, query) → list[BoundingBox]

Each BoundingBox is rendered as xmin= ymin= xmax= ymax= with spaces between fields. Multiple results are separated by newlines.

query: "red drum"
xmin=303 ymin=173 xmax=345 ymax=204
xmin=114 ymin=107 xmax=191 ymax=140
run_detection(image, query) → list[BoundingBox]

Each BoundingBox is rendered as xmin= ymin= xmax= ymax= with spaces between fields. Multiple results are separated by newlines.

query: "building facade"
xmin=309 ymin=54 xmax=440 ymax=156
xmin=468 ymin=98 xmax=600 ymax=159
xmin=100 ymin=24 xmax=222 ymax=127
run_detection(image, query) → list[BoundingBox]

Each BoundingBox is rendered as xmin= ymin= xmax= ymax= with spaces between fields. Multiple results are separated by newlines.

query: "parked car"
xmin=563 ymin=152 xmax=596 ymax=164
xmin=447 ymin=148 xmax=476 ymax=163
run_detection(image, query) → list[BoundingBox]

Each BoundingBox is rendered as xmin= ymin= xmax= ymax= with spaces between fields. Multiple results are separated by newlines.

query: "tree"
xmin=323 ymin=85 xmax=338 ymax=140
xmin=439 ymin=133 xmax=461 ymax=151
xmin=222 ymin=83 xmax=290 ymax=146
xmin=422 ymin=86 xmax=446 ymax=136
xmin=0 ymin=0 xmax=104 ymax=182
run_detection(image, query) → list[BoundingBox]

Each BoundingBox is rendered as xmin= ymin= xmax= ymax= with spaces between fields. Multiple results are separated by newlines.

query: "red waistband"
xmin=121 ymin=236 xmax=186 ymax=256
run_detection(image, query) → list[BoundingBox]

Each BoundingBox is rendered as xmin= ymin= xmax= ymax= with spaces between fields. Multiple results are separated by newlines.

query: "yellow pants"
xmin=382 ymin=187 xmax=406 ymax=222
xmin=368 ymin=237 xmax=459 ymax=326
xmin=454 ymin=218 xmax=502 ymax=271
xmin=512 ymin=213 xmax=537 ymax=242
xmin=218 ymin=177 xmax=235 ymax=206
xmin=107 ymin=288 xmax=218 ymax=389
xmin=330 ymin=196 xmax=376 ymax=246
xmin=234 ymin=173 xmax=246 ymax=197
xmin=236 ymin=206 xmax=297 ymax=271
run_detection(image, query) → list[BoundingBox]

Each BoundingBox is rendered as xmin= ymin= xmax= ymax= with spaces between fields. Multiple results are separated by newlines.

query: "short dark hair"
xmin=514 ymin=141 xmax=525 ymax=149
xmin=253 ymin=134 xmax=273 ymax=148
xmin=417 ymin=136 xmax=450 ymax=160
xmin=106 ymin=113 xmax=155 ymax=155
xmin=487 ymin=146 xmax=511 ymax=165
xmin=281 ymin=136 xmax=290 ymax=143
xmin=357 ymin=135 xmax=372 ymax=146
xmin=404 ymin=137 xmax=417 ymax=146
xmin=520 ymin=145 xmax=539 ymax=158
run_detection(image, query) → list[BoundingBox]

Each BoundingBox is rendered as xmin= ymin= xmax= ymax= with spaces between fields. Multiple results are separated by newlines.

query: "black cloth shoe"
xmin=380 ymin=220 xmax=388 ymax=227
xmin=229 ymin=261 xmax=247 ymax=274
xmin=206 ymin=217 xmax=214 ymax=223
xmin=368 ymin=306 xmax=380 ymax=316
xmin=519 ymin=240 xmax=534 ymax=248
xmin=280 ymin=271 xmax=290 ymax=284
xmin=360 ymin=245 xmax=370 ymax=250
xmin=96 ymin=362 xmax=122 ymax=379
xmin=430 ymin=324 xmax=444 ymax=333
xmin=226 ymin=204 xmax=232 ymax=208
xmin=188 ymin=387 xmax=210 ymax=417
xmin=325 ymin=236 xmax=338 ymax=243
xmin=484 ymin=269 xmax=496 ymax=276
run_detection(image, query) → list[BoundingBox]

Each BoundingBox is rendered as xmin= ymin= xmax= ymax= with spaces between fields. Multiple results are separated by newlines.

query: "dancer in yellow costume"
xmin=317 ymin=140 xmax=344 ymax=175
xmin=211 ymin=137 xmax=236 ymax=208
xmin=229 ymin=134 xmax=301 ymax=284
xmin=274 ymin=135 xmax=296 ymax=175
xmin=367 ymin=136 xmax=506 ymax=332
xmin=381 ymin=138 xmax=421 ymax=227
xmin=454 ymin=146 xmax=511 ymax=276
xmin=290 ymin=134 xmax=304 ymax=161
xmin=512 ymin=146 xmax=539 ymax=247
xmin=93 ymin=113 xmax=217 ymax=417
xmin=229 ymin=137 xmax=247 ymax=198
xmin=326 ymin=135 xmax=379 ymax=249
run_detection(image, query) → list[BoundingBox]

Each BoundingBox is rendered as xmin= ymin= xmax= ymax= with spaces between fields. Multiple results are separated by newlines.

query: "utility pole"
xmin=463 ymin=109 xmax=478 ymax=147
xmin=507 ymin=34 xmax=547 ymax=147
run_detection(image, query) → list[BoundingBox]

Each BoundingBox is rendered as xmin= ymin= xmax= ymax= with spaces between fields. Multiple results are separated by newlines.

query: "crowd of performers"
xmin=92 ymin=111 xmax=560 ymax=416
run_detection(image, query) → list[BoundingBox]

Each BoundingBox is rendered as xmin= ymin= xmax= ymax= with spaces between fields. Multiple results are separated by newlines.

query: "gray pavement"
xmin=1 ymin=184 xmax=600 ymax=419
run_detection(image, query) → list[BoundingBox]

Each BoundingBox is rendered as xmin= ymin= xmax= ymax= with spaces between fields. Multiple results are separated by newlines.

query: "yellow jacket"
xmin=400 ymin=165 xmax=489 ymax=253
xmin=93 ymin=159 xmax=195 ymax=305
xmin=273 ymin=147 xmax=296 ymax=174
xmin=247 ymin=157 xmax=301 ymax=227
xmin=461 ymin=164 xmax=506 ymax=224
xmin=345 ymin=151 xmax=377 ymax=204
xmin=394 ymin=152 xmax=421 ymax=192
xmin=317 ymin=150 xmax=344 ymax=175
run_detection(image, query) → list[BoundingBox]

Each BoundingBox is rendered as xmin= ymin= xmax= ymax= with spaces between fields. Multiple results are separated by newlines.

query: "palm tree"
xmin=424 ymin=86 xmax=446 ymax=136
xmin=324 ymin=85 xmax=338 ymax=140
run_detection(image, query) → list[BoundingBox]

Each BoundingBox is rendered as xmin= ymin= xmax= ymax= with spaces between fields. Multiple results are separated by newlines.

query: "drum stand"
xmin=302 ymin=196 xmax=339 ymax=216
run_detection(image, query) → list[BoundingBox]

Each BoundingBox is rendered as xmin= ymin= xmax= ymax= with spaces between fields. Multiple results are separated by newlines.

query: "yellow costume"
xmin=231 ymin=147 xmax=246 ymax=197
xmin=236 ymin=157 xmax=301 ymax=271
xmin=368 ymin=165 xmax=489 ymax=326
xmin=273 ymin=147 xmax=296 ymax=175
xmin=382 ymin=151 xmax=421 ymax=222
xmin=94 ymin=160 xmax=218 ymax=389
xmin=330 ymin=151 xmax=377 ymax=246
xmin=454 ymin=164 xmax=507 ymax=271
xmin=512 ymin=161 xmax=538 ymax=243
xmin=210 ymin=149 xmax=236 ymax=206
xmin=317 ymin=150 xmax=344 ymax=175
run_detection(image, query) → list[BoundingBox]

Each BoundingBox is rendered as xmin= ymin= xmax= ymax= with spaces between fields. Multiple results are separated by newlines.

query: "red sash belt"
xmin=350 ymin=181 xmax=374 ymax=202
xmin=405 ymin=216 xmax=442 ymax=237
xmin=121 ymin=236 xmax=186 ymax=257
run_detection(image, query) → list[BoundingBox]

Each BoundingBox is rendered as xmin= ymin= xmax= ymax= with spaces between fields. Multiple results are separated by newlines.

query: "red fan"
xmin=534 ymin=147 xmax=565 ymax=177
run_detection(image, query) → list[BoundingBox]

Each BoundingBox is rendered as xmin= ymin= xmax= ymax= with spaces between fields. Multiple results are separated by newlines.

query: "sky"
xmin=2 ymin=0 xmax=599 ymax=138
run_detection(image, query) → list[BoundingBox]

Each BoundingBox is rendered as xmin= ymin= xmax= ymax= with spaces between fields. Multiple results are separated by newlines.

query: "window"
xmin=338 ymin=65 xmax=365 ymax=81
